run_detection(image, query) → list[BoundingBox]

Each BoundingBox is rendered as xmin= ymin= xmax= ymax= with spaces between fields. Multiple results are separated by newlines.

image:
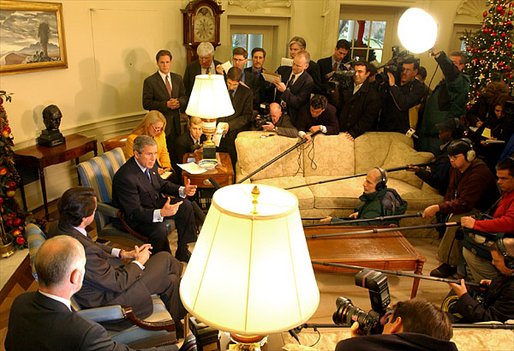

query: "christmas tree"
xmin=0 ymin=91 xmax=26 ymax=249
xmin=463 ymin=0 xmax=514 ymax=107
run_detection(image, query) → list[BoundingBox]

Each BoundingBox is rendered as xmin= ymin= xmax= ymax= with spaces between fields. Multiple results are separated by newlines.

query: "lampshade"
xmin=185 ymin=74 xmax=234 ymax=118
xmin=180 ymin=184 xmax=320 ymax=336
xmin=397 ymin=8 xmax=438 ymax=54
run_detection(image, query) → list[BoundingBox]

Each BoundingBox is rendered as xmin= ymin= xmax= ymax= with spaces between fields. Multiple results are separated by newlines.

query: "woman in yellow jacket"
xmin=126 ymin=110 xmax=172 ymax=175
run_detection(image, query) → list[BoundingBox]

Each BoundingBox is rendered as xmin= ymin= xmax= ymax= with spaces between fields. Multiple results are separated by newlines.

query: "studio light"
xmin=398 ymin=8 xmax=438 ymax=54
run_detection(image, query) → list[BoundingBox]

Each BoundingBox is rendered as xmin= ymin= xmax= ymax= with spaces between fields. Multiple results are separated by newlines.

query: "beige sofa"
xmin=235 ymin=131 xmax=445 ymax=236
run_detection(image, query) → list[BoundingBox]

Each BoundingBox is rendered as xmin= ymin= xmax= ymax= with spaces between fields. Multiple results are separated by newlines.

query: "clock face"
xmin=193 ymin=6 xmax=215 ymax=42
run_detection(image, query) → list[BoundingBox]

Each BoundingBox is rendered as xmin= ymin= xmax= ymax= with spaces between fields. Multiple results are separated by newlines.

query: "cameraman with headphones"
xmin=448 ymin=237 xmax=514 ymax=323
xmin=459 ymin=157 xmax=514 ymax=282
xmin=423 ymin=139 xmax=499 ymax=279
xmin=322 ymin=167 xmax=407 ymax=226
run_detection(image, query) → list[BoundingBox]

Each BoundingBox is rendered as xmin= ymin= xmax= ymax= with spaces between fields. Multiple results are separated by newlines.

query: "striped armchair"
xmin=76 ymin=147 xmax=147 ymax=246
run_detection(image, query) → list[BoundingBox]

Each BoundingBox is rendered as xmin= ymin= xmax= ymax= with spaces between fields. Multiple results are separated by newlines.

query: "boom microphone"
xmin=208 ymin=178 xmax=221 ymax=190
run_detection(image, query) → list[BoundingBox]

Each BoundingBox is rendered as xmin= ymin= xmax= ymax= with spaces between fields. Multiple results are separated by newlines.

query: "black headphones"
xmin=497 ymin=237 xmax=514 ymax=269
xmin=449 ymin=138 xmax=476 ymax=162
xmin=375 ymin=167 xmax=388 ymax=191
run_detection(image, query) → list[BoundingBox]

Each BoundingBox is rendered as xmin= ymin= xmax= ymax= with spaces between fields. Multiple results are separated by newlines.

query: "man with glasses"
xmin=183 ymin=42 xmax=222 ymax=98
xmin=422 ymin=139 xmax=499 ymax=279
xmin=377 ymin=57 xmax=426 ymax=134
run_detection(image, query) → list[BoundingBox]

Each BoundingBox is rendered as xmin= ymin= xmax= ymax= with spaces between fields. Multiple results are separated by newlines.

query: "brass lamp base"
xmin=229 ymin=334 xmax=266 ymax=351
xmin=0 ymin=240 xmax=15 ymax=258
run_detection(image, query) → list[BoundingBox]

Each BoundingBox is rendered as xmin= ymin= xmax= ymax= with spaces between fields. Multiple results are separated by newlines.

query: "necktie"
xmin=145 ymin=169 xmax=151 ymax=183
xmin=205 ymin=66 xmax=210 ymax=74
xmin=165 ymin=75 xmax=172 ymax=98
xmin=333 ymin=61 xmax=339 ymax=72
xmin=287 ymin=74 xmax=295 ymax=88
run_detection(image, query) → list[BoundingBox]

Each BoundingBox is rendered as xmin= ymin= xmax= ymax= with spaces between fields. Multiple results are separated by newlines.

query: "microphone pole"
xmin=310 ymin=260 xmax=481 ymax=287
xmin=285 ymin=162 xmax=434 ymax=190
xmin=237 ymin=130 xmax=322 ymax=184
xmin=305 ymin=222 xmax=460 ymax=239
xmin=303 ymin=212 xmax=422 ymax=227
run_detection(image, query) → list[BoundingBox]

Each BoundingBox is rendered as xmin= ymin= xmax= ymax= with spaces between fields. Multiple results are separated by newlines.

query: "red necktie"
xmin=165 ymin=75 xmax=172 ymax=97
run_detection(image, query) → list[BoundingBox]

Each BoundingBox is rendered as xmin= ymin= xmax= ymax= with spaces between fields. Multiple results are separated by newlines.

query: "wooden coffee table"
xmin=305 ymin=226 xmax=425 ymax=298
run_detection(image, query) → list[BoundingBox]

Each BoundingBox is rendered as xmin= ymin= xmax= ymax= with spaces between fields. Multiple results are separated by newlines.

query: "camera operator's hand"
xmin=422 ymin=204 xmax=440 ymax=218
xmin=429 ymin=47 xmax=441 ymax=58
xmin=460 ymin=216 xmax=476 ymax=229
xmin=350 ymin=321 xmax=365 ymax=337
xmin=449 ymin=279 xmax=468 ymax=298
xmin=406 ymin=165 xmax=420 ymax=172
xmin=262 ymin=122 xmax=275 ymax=132
xmin=387 ymin=71 xmax=396 ymax=87
xmin=349 ymin=212 xmax=359 ymax=219
xmin=320 ymin=216 xmax=332 ymax=223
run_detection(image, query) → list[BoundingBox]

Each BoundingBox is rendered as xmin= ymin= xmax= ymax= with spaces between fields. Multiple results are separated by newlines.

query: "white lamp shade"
xmin=180 ymin=184 xmax=320 ymax=335
xmin=398 ymin=8 xmax=437 ymax=54
xmin=185 ymin=74 xmax=235 ymax=118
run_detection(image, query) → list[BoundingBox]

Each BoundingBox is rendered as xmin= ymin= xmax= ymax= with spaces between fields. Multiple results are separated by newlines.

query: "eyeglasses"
xmin=151 ymin=125 xmax=163 ymax=132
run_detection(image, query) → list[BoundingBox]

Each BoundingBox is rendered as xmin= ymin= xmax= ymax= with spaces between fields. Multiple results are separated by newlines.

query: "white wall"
xmin=0 ymin=0 xmax=479 ymax=210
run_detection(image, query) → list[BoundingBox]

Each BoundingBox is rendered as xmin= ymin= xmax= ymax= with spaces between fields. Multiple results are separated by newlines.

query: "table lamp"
xmin=180 ymin=184 xmax=320 ymax=350
xmin=185 ymin=74 xmax=234 ymax=160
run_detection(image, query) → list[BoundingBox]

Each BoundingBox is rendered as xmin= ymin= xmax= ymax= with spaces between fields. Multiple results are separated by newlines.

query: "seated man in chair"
xmin=49 ymin=187 xmax=187 ymax=335
xmin=6 ymin=235 xmax=179 ymax=350
xmin=112 ymin=135 xmax=198 ymax=261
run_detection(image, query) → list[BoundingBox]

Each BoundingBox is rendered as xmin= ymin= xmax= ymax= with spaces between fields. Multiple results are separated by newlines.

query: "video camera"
xmin=327 ymin=68 xmax=356 ymax=92
xmin=375 ymin=46 xmax=415 ymax=85
xmin=332 ymin=269 xmax=390 ymax=334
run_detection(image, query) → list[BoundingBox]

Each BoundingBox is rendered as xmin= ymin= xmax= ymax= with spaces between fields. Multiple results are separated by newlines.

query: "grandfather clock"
xmin=182 ymin=0 xmax=224 ymax=64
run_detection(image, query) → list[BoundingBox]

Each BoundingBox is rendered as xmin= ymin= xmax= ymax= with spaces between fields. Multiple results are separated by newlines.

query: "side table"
xmin=182 ymin=152 xmax=234 ymax=211
xmin=14 ymin=134 xmax=98 ymax=219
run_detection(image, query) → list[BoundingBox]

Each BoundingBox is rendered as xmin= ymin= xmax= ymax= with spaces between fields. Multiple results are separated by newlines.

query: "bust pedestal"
xmin=37 ymin=130 xmax=65 ymax=147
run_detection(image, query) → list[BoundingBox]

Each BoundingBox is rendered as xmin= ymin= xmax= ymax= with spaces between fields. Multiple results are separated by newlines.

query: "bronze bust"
xmin=37 ymin=104 xmax=65 ymax=146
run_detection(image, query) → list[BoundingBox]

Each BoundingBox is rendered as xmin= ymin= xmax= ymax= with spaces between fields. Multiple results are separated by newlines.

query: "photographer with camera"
xmin=338 ymin=61 xmax=381 ymax=141
xmin=335 ymin=298 xmax=457 ymax=351
xmin=448 ymin=237 xmax=514 ymax=323
xmin=259 ymin=102 xmax=299 ymax=138
xmin=417 ymin=49 xmax=470 ymax=156
xmin=377 ymin=57 xmax=427 ymax=134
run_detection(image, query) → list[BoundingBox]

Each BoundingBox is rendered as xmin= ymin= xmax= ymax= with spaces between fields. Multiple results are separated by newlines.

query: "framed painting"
xmin=0 ymin=1 xmax=67 ymax=75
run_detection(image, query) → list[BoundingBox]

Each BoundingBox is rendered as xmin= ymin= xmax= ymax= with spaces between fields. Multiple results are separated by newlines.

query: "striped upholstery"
xmin=25 ymin=223 xmax=47 ymax=280
xmin=77 ymin=147 xmax=126 ymax=204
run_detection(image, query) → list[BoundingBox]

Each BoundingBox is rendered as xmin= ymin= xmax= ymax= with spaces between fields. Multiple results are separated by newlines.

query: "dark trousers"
xmin=130 ymin=198 xmax=197 ymax=253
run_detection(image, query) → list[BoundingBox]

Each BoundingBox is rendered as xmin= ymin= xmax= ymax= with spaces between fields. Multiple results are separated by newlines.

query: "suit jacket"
xmin=112 ymin=157 xmax=180 ymax=227
xmin=339 ymin=79 xmax=381 ymax=138
xmin=49 ymin=224 xmax=154 ymax=319
xmin=274 ymin=114 xmax=299 ymax=138
xmin=142 ymin=71 xmax=187 ymax=138
xmin=183 ymin=59 xmax=222 ymax=98
xmin=297 ymin=103 xmax=339 ymax=134
xmin=245 ymin=67 xmax=275 ymax=105
xmin=275 ymin=67 xmax=314 ymax=127
xmin=5 ymin=291 xmax=174 ymax=351
xmin=174 ymin=133 xmax=207 ymax=164
xmin=218 ymin=84 xmax=253 ymax=133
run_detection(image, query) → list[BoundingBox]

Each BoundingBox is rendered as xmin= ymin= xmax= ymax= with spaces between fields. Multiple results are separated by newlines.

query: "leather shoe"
xmin=178 ymin=333 xmax=197 ymax=351
xmin=175 ymin=248 xmax=192 ymax=263
xmin=430 ymin=263 xmax=457 ymax=278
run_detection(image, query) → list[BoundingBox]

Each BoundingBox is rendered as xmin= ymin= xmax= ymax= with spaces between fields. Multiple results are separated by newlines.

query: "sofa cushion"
xmin=235 ymin=131 xmax=303 ymax=182
xmin=303 ymin=134 xmax=355 ymax=177
xmin=354 ymin=132 xmax=413 ymax=174
xmin=306 ymin=176 xmax=364 ymax=210
xmin=382 ymin=140 xmax=435 ymax=189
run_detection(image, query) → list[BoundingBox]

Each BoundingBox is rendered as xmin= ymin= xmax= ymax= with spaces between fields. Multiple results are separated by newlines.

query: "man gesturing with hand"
xmin=113 ymin=135 xmax=198 ymax=261
xmin=50 ymin=187 xmax=187 ymax=333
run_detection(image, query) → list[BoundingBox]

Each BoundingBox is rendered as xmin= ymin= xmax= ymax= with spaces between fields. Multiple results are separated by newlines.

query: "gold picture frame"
xmin=0 ymin=0 xmax=67 ymax=75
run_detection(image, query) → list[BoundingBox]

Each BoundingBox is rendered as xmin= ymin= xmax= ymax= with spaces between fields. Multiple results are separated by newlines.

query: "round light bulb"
xmin=398 ymin=8 xmax=437 ymax=54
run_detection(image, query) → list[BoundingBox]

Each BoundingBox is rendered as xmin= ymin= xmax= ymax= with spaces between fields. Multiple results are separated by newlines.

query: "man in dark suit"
xmin=274 ymin=51 xmax=314 ymax=128
xmin=183 ymin=42 xmax=222 ymax=98
xmin=226 ymin=47 xmax=259 ymax=110
xmin=218 ymin=67 xmax=253 ymax=168
xmin=142 ymin=49 xmax=188 ymax=155
xmin=297 ymin=94 xmax=339 ymax=140
xmin=244 ymin=47 xmax=275 ymax=107
xmin=49 ymin=187 xmax=187 ymax=329
xmin=260 ymin=102 xmax=299 ymax=138
xmin=112 ymin=135 xmax=198 ymax=261
xmin=318 ymin=39 xmax=351 ymax=88
xmin=339 ymin=61 xmax=381 ymax=140
xmin=5 ymin=234 xmax=179 ymax=351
